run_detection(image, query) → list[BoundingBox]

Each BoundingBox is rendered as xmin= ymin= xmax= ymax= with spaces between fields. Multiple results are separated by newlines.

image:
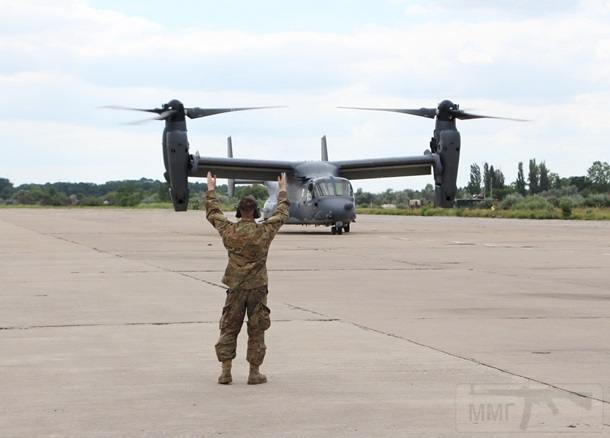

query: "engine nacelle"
xmin=434 ymin=129 xmax=460 ymax=207
xmin=164 ymin=128 xmax=190 ymax=211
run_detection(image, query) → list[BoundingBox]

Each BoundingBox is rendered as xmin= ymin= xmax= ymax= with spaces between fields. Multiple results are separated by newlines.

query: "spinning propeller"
xmin=102 ymin=99 xmax=284 ymax=124
xmin=339 ymin=100 xmax=528 ymax=122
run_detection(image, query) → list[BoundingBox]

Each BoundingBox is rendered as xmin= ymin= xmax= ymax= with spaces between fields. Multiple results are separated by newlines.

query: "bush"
xmin=513 ymin=195 xmax=553 ymax=210
xmin=499 ymin=194 xmax=523 ymax=210
xmin=80 ymin=196 xmax=103 ymax=206
xmin=583 ymin=193 xmax=610 ymax=208
xmin=478 ymin=199 xmax=495 ymax=209
xmin=559 ymin=197 xmax=573 ymax=218
xmin=541 ymin=185 xmax=579 ymax=197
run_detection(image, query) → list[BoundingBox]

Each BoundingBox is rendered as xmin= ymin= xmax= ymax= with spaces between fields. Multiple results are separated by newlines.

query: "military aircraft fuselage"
xmin=261 ymin=162 xmax=355 ymax=229
xmin=106 ymin=98 xmax=526 ymax=234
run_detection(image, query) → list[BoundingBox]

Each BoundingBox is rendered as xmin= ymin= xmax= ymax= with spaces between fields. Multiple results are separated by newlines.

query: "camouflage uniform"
xmin=206 ymin=189 xmax=290 ymax=365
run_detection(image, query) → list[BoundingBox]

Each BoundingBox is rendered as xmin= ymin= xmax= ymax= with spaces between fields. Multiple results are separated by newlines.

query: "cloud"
xmin=0 ymin=0 xmax=609 ymax=192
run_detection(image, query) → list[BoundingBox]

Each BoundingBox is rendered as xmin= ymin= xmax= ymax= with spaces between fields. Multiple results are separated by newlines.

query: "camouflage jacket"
xmin=206 ymin=190 xmax=290 ymax=289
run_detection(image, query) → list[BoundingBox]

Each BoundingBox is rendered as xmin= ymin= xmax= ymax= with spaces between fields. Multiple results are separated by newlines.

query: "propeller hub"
xmin=164 ymin=99 xmax=184 ymax=112
xmin=162 ymin=99 xmax=185 ymax=122
xmin=437 ymin=100 xmax=458 ymax=121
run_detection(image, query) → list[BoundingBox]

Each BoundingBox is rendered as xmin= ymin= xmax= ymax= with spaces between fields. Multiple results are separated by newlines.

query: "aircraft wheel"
xmin=336 ymin=227 xmax=343 ymax=235
xmin=331 ymin=226 xmax=337 ymax=235
xmin=343 ymin=223 xmax=350 ymax=233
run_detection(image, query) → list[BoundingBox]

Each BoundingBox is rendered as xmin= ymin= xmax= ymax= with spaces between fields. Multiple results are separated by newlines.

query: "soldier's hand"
xmin=207 ymin=171 xmax=216 ymax=191
xmin=278 ymin=172 xmax=287 ymax=192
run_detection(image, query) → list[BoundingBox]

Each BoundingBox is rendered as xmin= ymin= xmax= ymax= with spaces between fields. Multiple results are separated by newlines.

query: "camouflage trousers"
xmin=215 ymin=285 xmax=271 ymax=366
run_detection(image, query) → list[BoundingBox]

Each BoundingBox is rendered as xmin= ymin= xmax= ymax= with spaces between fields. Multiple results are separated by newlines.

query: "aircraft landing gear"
xmin=331 ymin=221 xmax=344 ymax=235
xmin=343 ymin=223 xmax=350 ymax=233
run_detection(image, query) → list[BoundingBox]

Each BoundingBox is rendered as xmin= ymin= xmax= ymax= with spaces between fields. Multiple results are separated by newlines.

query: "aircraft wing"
xmin=189 ymin=156 xmax=296 ymax=181
xmin=332 ymin=154 xmax=439 ymax=180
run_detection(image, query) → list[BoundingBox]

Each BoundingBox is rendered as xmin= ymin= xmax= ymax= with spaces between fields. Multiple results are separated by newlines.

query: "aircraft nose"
xmin=317 ymin=198 xmax=348 ymax=219
xmin=328 ymin=199 xmax=353 ymax=219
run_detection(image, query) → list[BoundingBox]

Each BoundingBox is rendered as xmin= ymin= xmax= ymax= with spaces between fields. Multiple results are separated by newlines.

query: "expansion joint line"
xmin=283 ymin=303 xmax=609 ymax=405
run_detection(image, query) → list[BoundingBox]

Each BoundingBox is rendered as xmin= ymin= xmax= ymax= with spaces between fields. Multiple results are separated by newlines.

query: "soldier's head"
xmin=236 ymin=195 xmax=260 ymax=219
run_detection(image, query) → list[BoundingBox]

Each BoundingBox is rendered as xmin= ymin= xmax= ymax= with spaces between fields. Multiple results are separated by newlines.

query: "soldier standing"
xmin=205 ymin=171 xmax=289 ymax=384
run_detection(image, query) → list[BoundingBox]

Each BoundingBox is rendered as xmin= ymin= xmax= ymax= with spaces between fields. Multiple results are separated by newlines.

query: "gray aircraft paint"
xmin=105 ymin=99 xmax=523 ymax=233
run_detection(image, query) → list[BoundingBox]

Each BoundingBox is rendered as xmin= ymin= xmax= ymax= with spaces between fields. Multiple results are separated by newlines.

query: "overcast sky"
xmin=1 ymin=0 xmax=609 ymax=192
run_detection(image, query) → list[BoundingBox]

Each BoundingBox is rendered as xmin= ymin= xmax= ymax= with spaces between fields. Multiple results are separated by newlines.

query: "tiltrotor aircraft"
xmin=106 ymin=99 xmax=522 ymax=234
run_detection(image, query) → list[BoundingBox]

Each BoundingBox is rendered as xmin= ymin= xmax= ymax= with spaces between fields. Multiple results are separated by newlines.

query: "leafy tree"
xmin=587 ymin=161 xmax=610 ymax=193
xmin=483 ymin=164 xmax=505 ymax=198
xmin=0 ymin=178 xmax=13 ymax=199
xmin=483 ymin=162 xmax=490 ymax=197
xmin=528 ymin=159 xmax=539 ymax=194
xmin=421 ymin=183 xmax=436 ymax=203
xmin=235 ymin=184 xmax=268 ymax=200
xmin=515 ymin=162 xmax=527 ymax=196
xmin=466 ymin=164 xmax=481 ymax=195
xmin=14 ymin=189 xmax=38 ymax=204
xmin=539 ymin=161 xmax=550 ymax=192
xmin=549 ymin=172 xmax=561 ymax=190
xmin=39 ymin=187 xmax=69 ymax=206
xmin=493 ymin=168 xmax=505 ymax=189
xmin=568 ymin=176 xmax=589 ymax=192
xmin=158 ymin=182 xmax=171 ymax=202
xmin=355 ymin=188 xmax=374 ymax=207
xmin=491 ymin=168 xmax=508 ymax=199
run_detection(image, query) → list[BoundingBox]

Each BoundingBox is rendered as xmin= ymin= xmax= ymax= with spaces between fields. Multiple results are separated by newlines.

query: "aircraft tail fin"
xmin=321 ymin=135 xmax=328 ymax=161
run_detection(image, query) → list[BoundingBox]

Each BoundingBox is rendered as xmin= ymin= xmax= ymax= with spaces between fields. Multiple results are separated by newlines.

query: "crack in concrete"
xmin=51 ymin=235 xmax=126 ymax=258
xmin=170 ymin=271 xmax=226 ymax=289
xmin=70 ymin=270 xmax=159 ymax=274
xmin=283 ymin=302 xmax=610 ymax=405
xmin=16 ymin=225 xmax=227 ymax=290
xmin=0 ymin=317 xmax=339 ymax=331
xmin=284 ymin=303 xmax=331 ymax=318
xmin=69 ymin=267 xmax=445 ymax=275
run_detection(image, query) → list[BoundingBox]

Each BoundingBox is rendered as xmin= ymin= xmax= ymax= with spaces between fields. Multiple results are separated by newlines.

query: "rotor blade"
xmin=123 ymin=109 xmax=176 ymax=125
xmin=452 ymin=110 xmax=529 ymax=122
xmin=186 ymin=106 xmax=285 ymax=119
xmin=99 ymin=105 xmax=164 ymax=115
xmin=338 ymin=106 xmax=437 ymax=119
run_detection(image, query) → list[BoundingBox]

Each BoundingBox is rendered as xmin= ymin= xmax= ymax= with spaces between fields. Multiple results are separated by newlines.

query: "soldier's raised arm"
xmin=205 ymin=172 xmax=230 ymax=234
xmin=262 ymin=173 xmax=290 ymax=239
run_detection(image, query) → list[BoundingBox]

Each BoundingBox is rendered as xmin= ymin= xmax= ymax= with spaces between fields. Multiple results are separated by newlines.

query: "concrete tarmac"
xmin=0 ymin=209 xmax=609 ymax=437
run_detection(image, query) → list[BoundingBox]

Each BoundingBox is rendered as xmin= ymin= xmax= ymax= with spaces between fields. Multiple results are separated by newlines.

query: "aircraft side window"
xmin=307 ymin=184 xmax=314 ymax=202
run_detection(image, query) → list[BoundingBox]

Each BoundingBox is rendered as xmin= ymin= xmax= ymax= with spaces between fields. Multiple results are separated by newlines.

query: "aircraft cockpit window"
xmin=314 ymin=180 xmax=353 ymax=197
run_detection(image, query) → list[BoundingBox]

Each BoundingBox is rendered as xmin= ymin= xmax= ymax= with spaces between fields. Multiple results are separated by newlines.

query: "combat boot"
xmin=218 ymin=360 xmax=232 ymax=384
xmin=247 ymin=365 xmax=267 ymax=385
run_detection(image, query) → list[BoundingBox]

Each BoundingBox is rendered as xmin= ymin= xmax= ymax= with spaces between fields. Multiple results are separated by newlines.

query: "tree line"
xmin=0 ymin=177 xmax=268 ymax=208
xmin=466 ymin=160 xmax=609 ymax=198
xmin=0 ymin=160 xmax=608 ymax=209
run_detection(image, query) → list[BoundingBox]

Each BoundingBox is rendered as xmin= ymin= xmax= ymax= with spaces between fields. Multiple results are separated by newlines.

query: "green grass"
xmin=357 ymin=207 xmax=610 ymax=220
xmin=2 ymin=203 xmax=609 ymax=220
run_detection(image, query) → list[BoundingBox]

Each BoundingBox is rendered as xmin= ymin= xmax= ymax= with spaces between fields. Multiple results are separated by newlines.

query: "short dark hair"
xmin=238 ymin=196 xmax=258 ymax=216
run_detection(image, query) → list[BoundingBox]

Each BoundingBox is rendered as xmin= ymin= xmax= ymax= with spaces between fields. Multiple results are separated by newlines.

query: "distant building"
xmin=409 ymin=199 xmax=422 ymax=208
xmin=381 ymin=203 xmax=397 ymax=209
